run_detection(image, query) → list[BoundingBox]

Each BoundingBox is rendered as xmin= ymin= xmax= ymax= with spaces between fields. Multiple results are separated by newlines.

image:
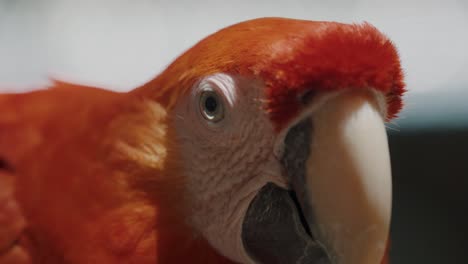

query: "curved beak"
xmin=242 ymin=89 xmax=392 ymax=264
xmin=289 ymin=90 xmax=392 ymax=264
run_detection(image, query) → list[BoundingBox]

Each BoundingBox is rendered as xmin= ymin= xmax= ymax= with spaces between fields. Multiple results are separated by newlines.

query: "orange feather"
xmin=0 ymin=17 xmax=402 ymax=263
xmin=137 ymin=17 xmax=404 ymax=131
xmin=0 ymin=83 xmax=230 ymax=263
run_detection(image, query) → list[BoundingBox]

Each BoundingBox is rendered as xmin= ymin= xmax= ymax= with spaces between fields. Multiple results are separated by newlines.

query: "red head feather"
xmin=138 ymin=17 xmax=405 ymax=130
xmin=0 ymin=17 xmax=402 ymax=263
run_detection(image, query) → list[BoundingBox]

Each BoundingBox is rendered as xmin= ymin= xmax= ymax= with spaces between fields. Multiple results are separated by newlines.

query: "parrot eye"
xmin=199 ymin=90 xmax=224 ymax=122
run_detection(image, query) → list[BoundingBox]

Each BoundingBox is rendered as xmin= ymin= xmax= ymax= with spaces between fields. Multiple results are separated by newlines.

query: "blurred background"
xmin=0 ymin=0 xmax=467 ymax=263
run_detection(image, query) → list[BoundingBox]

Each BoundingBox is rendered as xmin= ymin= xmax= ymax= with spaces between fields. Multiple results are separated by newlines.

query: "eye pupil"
xmin=205 ymin=96 xmax=218 ymax=113
xmin=199 ymin=90 xmax=224 ymax=122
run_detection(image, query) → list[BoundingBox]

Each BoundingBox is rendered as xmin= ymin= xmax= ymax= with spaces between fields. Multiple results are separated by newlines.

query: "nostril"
xmin=299 ymin=90 xmax=318 ymax=106
xmin=0 ymin=157 xmax=13 ymax=172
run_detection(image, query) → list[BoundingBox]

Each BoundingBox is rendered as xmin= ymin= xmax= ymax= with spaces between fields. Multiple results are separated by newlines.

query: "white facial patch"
xmin=196 ymin=73 xmax=238 ymax=107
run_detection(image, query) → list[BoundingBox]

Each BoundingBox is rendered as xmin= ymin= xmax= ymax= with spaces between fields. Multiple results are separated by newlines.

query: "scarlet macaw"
xmin=0 ymin=17 xmax=404 ymax=264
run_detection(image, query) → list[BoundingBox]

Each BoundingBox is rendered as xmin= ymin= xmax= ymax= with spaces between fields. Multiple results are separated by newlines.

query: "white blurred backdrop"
xmin=0 ymin=0 xmax=467 ymax=128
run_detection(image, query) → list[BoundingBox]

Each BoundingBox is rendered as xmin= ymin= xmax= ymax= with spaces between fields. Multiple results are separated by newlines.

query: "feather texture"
xmin=0 ymin=82 xmax=230 ymax=263
xmin=0 ymin=17 xmax=403 ymax=263
xmin=137 ymin=17 xmax=405 ymax=131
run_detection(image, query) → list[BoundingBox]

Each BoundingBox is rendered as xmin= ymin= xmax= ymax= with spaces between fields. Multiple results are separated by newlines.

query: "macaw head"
xmin=137 ymin=17 xmax=404 ymax=264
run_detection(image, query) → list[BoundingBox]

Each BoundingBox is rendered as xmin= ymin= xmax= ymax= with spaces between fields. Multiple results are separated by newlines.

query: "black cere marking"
xmin=281 ymin=119 xmax=317 ymax=229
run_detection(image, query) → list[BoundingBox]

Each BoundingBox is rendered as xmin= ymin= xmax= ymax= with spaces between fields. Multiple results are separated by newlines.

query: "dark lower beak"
xmin=242 ymin=182 xmax=330 ymax=264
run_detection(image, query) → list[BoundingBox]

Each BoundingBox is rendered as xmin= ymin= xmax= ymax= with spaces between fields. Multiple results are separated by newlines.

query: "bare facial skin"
xmin=173 ymin=73 xmax=392 ymax=264
xmin=173 ymin=74 xmax=285 ymax=263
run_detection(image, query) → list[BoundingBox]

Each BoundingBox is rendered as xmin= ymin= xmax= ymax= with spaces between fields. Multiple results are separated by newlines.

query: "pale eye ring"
xmin=199 ymin=90 xmax=224 ymax=122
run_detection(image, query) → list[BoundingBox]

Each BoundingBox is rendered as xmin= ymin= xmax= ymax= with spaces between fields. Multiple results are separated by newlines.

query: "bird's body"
xmin=0 ymin=18 xmax=404 ymax=264
xmin=0 ymin=84 xmax=232 ymax=263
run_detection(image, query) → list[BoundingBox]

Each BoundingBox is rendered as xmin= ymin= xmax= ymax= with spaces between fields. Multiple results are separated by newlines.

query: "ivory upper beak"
xmin=305 ymin=90 xmax=392 ymax=264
